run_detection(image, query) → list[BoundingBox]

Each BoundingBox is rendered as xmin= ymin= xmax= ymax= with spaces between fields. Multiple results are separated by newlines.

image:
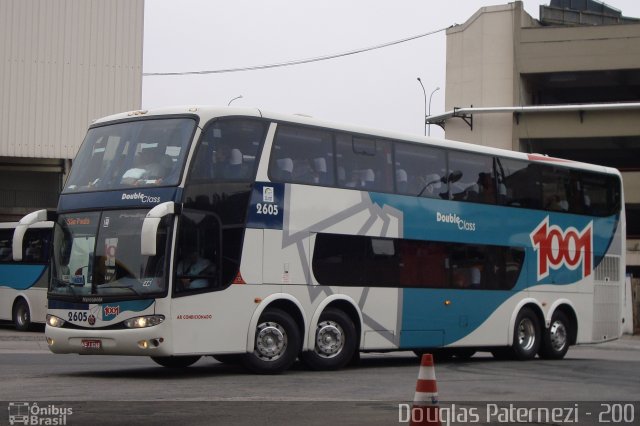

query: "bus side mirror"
xmin=12 ymin=209 xmax=50 ymax=261
xmin=141 ymin=202 xmax=181 ymax=256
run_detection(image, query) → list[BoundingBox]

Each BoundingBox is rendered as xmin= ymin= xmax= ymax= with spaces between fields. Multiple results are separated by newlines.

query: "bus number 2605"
xmin=256 ymin=203 xmax=279 ymax=216
xmin=68 ymin=311 xmax=88 ymax=322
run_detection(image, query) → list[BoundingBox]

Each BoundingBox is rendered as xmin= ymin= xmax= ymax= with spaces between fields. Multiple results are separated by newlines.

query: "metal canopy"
xmin=425 ymin=102 xmax=640 ymax=130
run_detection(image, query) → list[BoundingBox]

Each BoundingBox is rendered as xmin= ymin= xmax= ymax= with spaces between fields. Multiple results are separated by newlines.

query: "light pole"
xmin=227 ymin=95 xmax=243 ymax=106
xmin=428 ymin=86 xmax=440 ymax=136
xmin=417 ymin=78 xmax=427 ymax=136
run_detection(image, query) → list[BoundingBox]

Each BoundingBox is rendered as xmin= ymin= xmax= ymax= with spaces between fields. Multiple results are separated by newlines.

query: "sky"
xmin=142 ymin=0 xmax=640 ymax=139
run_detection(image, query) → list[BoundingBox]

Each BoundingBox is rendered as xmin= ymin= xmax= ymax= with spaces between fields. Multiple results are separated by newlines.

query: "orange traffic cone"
xmin=410 ymin=353 xmax=441 ymax=426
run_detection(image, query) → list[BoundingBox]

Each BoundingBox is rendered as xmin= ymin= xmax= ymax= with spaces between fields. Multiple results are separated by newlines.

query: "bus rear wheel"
xmin=151 ymin=355 xmax=201 ymax=368
xmin=539 ymin=311 xmax=571 ymax=360
xmin=243 ymin=308 xmax=300 ymax=374
xmin=13 ymin=299 xmax=32 ymax=331
xmin=301 ymin=308 xmax=357 ymax=370
xmin=511 ymin=307 xmax=541 ymax=360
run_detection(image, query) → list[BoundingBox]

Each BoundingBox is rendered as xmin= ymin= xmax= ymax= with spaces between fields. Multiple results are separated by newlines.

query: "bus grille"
xmin=594 ymin=255 xmax=620 ymax=283
xmin=592 ymin=256 xmax=621 ymax=342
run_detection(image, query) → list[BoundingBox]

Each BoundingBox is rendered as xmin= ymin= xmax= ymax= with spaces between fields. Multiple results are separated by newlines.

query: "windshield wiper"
xmin=51 ymin=277 xmax=78 ymax=295
xmin=98 ymin=283 xmax=143 ymax=296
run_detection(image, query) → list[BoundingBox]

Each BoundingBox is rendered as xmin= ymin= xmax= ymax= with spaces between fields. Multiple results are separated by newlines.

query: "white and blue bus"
xmin=0 ymin=221 xmax=52 ymax=330
xmin=16 ymin=106 xmax=624 ymax=373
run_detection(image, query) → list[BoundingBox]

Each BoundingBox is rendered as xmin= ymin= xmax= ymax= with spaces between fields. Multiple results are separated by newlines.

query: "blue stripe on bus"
xmin=367 ymin=192 xmax=619 ymax=348
xmin=400 ymin=288 xmax=514 ymax=348
xmin=0 ymin=264 xmax=47 ymax=290
xmin=369 ymin=193 xmax=618 ymax=285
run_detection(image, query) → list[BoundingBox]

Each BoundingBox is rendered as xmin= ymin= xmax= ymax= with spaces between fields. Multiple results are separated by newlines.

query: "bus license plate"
xmin=81 ymin=339 xmax=102 ymax=349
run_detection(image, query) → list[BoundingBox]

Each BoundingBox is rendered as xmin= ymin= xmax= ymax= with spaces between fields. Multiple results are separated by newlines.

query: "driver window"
xmin=175 ymin=210 xmax=220 ymax=294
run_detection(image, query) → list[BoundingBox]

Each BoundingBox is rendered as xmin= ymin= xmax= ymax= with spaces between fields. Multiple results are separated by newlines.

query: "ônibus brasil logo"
xmin=530 ymin=216 xmax=593 ymax=281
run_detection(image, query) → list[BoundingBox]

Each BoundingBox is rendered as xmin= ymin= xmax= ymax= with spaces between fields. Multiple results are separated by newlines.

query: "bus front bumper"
xmin=45 ymin=323 xmax=172 ymax=356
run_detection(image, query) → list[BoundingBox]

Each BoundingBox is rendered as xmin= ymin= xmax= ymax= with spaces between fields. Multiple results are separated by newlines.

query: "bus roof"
xmin=92 ymin=105 xmax=620 ymax=177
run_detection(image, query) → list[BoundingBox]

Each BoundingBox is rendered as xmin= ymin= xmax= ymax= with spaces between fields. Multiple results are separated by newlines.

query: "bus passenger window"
xmin=541 ymin=166 xmax=570 ymax=213
xmin=362 ymin=169 xmax=376 ymax=189
xmin=275 ymin=158 xmax=294 ymax=181
xmin=396 ymin=169 xmax=408 ymax=193
xmin=23 ymin=229 xmax=50 ymax=264
xmin=394 ymin=142 xmax=446 ymax=197
xmin=336 ymin=134 xmax=392 ymax=193
xmin=269 ymin=125 xmax=334 ymax=186
xmin=312 ymin=157 xmax=330 ymax=185
xmin=448 ymin=151 xmax=495 ymax=204
xmin=224 ymin=148 xmax=245 ymax=179
xmin=0 ymin=230 xmax=13 ymax=262
xmin=494 ymin=158 xmax=535 ymax=208
xmin=191 ymin=119 xmax=267 ymax=183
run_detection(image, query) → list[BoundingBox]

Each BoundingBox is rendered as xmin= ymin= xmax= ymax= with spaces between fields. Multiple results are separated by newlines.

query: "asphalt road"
xmin=1 ymin=324 xmax=638 ymax=425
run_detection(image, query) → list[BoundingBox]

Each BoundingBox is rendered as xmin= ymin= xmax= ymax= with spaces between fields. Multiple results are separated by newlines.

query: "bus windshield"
xmin=64 ymin=118 xmax=196 ymax=192
xmin=50 ymin=210 xmax=170 ymax=299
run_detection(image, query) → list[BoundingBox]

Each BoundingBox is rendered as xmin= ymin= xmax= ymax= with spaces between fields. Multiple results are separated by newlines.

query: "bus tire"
xmin=243 ymin=308 xmax=300 ymax=374
xmin=151 ymin=355 xmax=201 ymax=368
xmin=511 ymin=307 xmax=540 ymax=360
xmin=13 ymin=298 xmax=32 ymax=331
xmin=539 ymin=310 xmax=570 ymax=360
xmin=301 ymin=308 xmax=356 ymax=371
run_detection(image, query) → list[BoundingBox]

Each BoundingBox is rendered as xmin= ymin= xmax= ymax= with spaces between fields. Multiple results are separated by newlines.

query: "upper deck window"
xmin=64 ymin=118 xmax=196 ymax=193
xmin=269 ymin=125 xmax=334 ymax=186
xmin=189 ymin=119 xmax=267 ymax=182
xmin=335 ymin=134 xmax=393 ymax=193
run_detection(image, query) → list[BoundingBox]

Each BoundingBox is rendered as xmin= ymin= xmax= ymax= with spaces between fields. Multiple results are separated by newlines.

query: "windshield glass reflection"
xmin=64 ymin=118 xmax=195 ymax=192
xmin=51 ymin=210 xmax=169 ymax=299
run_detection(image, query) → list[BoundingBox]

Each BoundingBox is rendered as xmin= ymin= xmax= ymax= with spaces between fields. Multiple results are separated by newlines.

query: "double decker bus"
xmin=16 ymin=106 xmax=624 ymax=373
xmin=0 ymin=221 xmax=52 ymax=330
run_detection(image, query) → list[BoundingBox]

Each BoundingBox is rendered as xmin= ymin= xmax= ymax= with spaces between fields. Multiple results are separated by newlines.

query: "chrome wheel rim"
xmin=16 ymin=305 xmax=29 ymax=328
xmin=255 ymin=321 xmax=287 ymax=361
xmin=315 ymin=320 xmax=344 ymax=358
xmin=549 ymin=320 xmax=567 ymax=352
xmin=517 ymin=317 xmax=536 ymax=351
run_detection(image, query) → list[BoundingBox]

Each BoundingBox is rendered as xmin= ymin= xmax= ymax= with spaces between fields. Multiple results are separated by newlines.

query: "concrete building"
xmin=431 ymin=0 xmax=640 ymax=277
xmin=0 ymin=0 xmax=144 ymax=221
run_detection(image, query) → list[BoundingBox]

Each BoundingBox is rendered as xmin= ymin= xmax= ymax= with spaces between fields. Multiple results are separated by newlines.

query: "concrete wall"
xmin=445 ymin=3 xmax=524 ymax=150
xmin=0 ymin=0 xmax=144 ymax=160
xmin=0 ymin=0 xmax=144 ymax=220
xmin=519 ymin=24 xmax=640 ymax=73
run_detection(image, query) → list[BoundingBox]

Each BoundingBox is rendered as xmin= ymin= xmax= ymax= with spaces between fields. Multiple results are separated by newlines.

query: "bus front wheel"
xmin=151 ymin=355 xmax=201 ymax=368
xmin=13 ymin=299 xmax=31 ymax=331
xmin=511 ymin=307 xmax=541 ymax=360
xmin=301 ymin=308 xmax=357 ymax=370
xmin=243 ymin=308 xmax=300 ymax=374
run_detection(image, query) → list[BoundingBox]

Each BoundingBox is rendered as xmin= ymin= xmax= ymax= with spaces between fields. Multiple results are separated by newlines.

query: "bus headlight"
xmin=123 ymin=315 xmax=165 ymax=329
xmin=46 ymin=315 xmax=66 ymax=328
